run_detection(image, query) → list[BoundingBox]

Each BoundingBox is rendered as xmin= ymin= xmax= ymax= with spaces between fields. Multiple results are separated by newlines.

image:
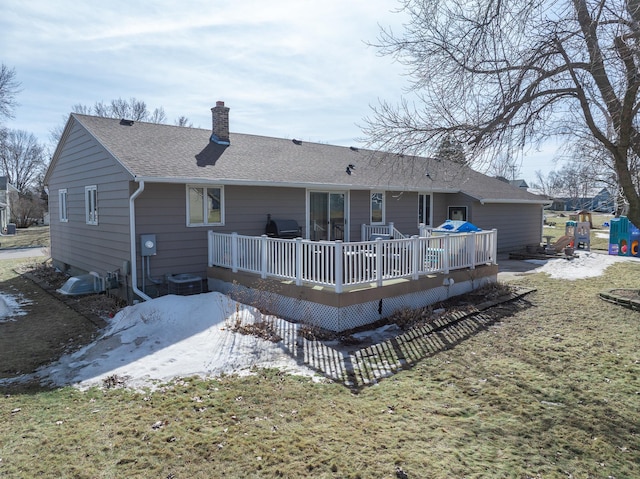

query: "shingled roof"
xmin=49 ymin=112 xmax=547 ymax=204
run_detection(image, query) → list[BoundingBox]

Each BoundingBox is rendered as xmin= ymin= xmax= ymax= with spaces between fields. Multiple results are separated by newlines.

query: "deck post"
xmin=388 ymin=222 xmax=395 ymax=237
xmin=361 ymin=223 xmax=366 ymax=241
xmin=231 ymin=232 xmax=238 ymax=273
xmin=412 ymin=235 xmax=420 ymax=280
xmin=376 ymin=237 xmax=383 ymax=287
xmin=468 ymin=232 xmax=476 ymax=269
xmin=335 ymin=241 xmax=343 ymax=293
xmin=260 ymin=234 xmax=268 ymax=279
xmin=443 ymin=234 xmax=450 ymax=274
xmin=492 ymin=229 xmax=498 ymax=264
xmin=207 ymin=230 xmax=213 ymax=267
xmin=295 ymin=237 xmax=303 ymax=286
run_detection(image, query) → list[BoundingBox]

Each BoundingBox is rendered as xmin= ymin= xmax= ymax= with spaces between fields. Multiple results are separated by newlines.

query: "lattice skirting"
xmin=208 ymin=274 xmax=496 ymax=332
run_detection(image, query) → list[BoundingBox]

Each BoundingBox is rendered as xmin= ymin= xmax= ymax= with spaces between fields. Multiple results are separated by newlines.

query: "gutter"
xmin=129 ymin=180 xmax=151 ymax=302
xmin=479 ymin=198 xmax=552 ymax=205
xmin=132 ymin=175 xmax=459 ymax=194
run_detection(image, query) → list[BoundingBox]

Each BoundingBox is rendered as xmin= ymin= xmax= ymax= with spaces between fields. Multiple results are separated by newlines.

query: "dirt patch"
xmin=16 ymin=261 xmax=126 ymax=326
xmin=0 ymin=262 xmax=125 ymax=379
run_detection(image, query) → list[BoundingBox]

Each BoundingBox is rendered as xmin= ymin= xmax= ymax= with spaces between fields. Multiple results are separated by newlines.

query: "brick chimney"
xmin=211 ymin=101 xmax=230 ymax=145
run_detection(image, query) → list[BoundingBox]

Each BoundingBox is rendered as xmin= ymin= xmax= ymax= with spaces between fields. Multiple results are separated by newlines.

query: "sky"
xmin=1 ymin=250 xmax=635 ymax=390
xmin=0 ymin=0 xmax=559 ymax=185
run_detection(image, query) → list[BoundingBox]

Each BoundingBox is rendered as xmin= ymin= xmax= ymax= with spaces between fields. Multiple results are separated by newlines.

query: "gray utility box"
xmin=140 ymin=234 xmax=157 ymax=256
xmin=6 ymin=223 xmax=16 ymax=235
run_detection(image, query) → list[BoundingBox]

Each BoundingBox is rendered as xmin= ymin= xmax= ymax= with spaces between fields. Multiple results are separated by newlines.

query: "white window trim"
xmin=186 ymin=184 xmax=225 ymax=227
xmin=59 ymin=189 xmax=68 ymax=222
xmin=418 ymin=193 xmax=432 ymax=227
xmin=370 ymin=191 xmax=385 ymax=225
xmin=85 ymin=185 xmax=98 ymax=225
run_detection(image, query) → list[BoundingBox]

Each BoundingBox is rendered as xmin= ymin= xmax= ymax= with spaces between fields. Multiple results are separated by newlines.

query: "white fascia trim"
xmin=133 ymin=176 xmax=459 ymax=193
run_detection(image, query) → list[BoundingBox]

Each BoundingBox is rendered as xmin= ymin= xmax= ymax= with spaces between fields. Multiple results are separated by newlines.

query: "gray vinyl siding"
xmin=349 ymin=190 xmax=370 ymax=240
xmin=385 ymin=191 xmax=420 ymax=236
xmin=223 ymin=186 xmax=306 ymax=235
xmin=47 ymin=120 xmax=133 ymax=276
xmin=471 ymin=202 xmax=543 ymax=252
xmin=134 ymin=184 xmax=308 ymax=280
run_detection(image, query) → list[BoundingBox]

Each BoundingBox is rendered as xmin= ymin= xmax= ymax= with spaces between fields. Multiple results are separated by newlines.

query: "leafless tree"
xmin=0 ymin=64 xmax=20 ymax=122
xmin=533 ymin=170 xmax=565 ymax=198
xmin=364 ymin=0 xmax=640 ymax=227
xmin=0 ymin=129 xmax=47 ymax=192
xmin=91 ymin=97 xmax=161 ymax=122
xmin=10 ymin=189 xmax=46 ymax=228
xmin=51 ymin=98 xmax=184 ymax=144
xmin=175 ymin=115 xmax=193 ymax=127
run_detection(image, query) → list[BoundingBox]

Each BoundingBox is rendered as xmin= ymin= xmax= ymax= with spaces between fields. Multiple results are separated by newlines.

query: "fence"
xmin=208 ymin=230 xmax=497 ymax=293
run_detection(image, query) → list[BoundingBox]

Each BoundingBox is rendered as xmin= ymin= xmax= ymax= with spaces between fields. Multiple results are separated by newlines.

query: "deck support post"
xmin=260 ymin=234 xmax=268 ymax=279
xmin=412 ymin=235 xmax=420 ymax=280
xmin=335 ymin=241 xmax=343 ymax=293
xmin=231 ymin=232 xmax=238 ymax=273
xmin=468 ymin=232 xmax=476 ymax=270
xmin=295 ymin=237 xmax=303 ymax=286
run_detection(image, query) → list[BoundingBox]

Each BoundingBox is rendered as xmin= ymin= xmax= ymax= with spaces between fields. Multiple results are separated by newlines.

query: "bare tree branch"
xmin=364 ymin=0 xmax=640 ymax=226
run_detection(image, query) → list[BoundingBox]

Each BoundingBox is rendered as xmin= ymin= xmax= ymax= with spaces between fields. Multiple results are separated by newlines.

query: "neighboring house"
xmin=44 ymin=102 xmax=548 ymax=330
xmin=550 ymin=188 xmax=615 ymax=212
xmin=0 ymin=177 xmax=18 ymax=232
xmin=494 ymin=177 xmax=529 ymax=190
xmin=509 ymin=179 xmax=529 ymax=189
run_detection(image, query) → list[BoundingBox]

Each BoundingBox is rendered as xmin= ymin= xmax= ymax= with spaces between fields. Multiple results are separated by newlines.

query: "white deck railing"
xmin=361 ymin=222 xmax=406 ymax=240
xmin=208 ymin=230 xmax=497 ymax=293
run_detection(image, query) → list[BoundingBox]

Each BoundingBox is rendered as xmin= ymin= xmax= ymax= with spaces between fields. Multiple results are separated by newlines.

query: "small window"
xmin=187 ymin=185 xmax=224 ymax=226
xmin=418 ymin=194 xmax=431 ymax=226
xmin=370 ymin=191 xmax=384 ymax=225
xmin=59 ymin=189 xmax=68 ymax=222
xmin=85 ymin=185 xmax=98 ymax=225
xmin=448 ymin=206 xmax=467 ymax=221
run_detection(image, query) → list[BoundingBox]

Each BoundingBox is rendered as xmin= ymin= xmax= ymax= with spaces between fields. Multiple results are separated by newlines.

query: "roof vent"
xmin=292 ymin=139 xmax=302 ymax=145
xmin=120 ymin=119 xmax=134 ymax=126
xmin=350 ymin=146 xmax=359 ymax=151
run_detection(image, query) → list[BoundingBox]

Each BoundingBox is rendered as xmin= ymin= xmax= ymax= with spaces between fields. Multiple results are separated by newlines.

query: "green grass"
xmin=0 ymin=225 xmax=50 ymax=249
xmin=1 ymin=256 xmax=639 ymax=477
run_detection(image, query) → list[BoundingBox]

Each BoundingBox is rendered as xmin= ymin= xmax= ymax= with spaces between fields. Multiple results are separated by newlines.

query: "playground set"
xmin=543 ymin=219 xmax=591 ymax=255
xmin=608 ymin=216 xmax=640 ymax=257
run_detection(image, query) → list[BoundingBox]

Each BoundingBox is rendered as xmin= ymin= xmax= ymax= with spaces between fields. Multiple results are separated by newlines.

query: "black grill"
xmin=265 ymin=215 xmax=301 ymax=238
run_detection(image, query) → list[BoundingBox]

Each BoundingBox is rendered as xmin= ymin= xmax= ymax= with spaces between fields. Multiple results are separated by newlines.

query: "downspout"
xmin=130 ymin=179 xmax=152 ymax=301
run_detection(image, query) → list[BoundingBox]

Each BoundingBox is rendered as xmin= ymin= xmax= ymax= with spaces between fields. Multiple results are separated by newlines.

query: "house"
xmin=0 ymin=177 xmax=18 ymax=233
xmin=509 ymin=179 xmax=529 ymax=189
xmin=44 ymin=102 xmax=548 ymax=330
xmin=550 ymin=187 xmax=615 ymax=212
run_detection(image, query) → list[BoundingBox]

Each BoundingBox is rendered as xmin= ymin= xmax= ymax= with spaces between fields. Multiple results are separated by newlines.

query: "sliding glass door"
xmin=309 ymin=192 xmax=346 ymax=241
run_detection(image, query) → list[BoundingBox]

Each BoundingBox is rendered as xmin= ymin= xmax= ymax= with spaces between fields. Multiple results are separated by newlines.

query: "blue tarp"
xmin=434 ymin=220 xmax=482 ymax=233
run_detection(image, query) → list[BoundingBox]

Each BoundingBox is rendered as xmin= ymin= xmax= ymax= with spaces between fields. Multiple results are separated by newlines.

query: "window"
xmin=187 ymin=185 xmax=224 ymax=226
xmin=418 ymin=194 xmax=431 ymax=226
xmin=59 ymin=189 xmax=68 ymax=222
xmin=448 ymin=206 xmax=467 ymax=221
xmin=85 ymin=185 xmax=98 ymax=225
xmin=370 ymin=191 xmax=384 ymax=224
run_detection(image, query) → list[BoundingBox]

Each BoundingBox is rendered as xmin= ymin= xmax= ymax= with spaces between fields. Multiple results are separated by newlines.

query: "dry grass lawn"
xmin=1 ymin=218 xmax=639 ymax=478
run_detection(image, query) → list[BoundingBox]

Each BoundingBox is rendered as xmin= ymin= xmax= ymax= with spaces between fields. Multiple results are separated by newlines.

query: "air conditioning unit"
xmin=167 ymin=274 xmax=202 ymax=296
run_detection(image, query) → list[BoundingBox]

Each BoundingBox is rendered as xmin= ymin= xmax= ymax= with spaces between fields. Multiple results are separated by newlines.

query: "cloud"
xmin=1 ymin=0 xmax=407 ymax=149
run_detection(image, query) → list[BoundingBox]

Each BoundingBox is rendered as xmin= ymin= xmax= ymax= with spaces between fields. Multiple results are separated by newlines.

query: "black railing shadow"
xmin=269 ymin=288 xmax=534 ymax=391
